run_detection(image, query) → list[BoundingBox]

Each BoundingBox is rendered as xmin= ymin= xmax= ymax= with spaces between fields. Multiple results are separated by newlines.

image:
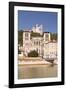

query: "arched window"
xmin=45 ymin=34 xmax=49 ymax=41
xmin=25 ymin=32 xmax=29 ymax=40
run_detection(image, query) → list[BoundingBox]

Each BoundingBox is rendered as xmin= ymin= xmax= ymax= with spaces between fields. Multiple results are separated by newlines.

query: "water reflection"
xmin=18 ymin=64 xmax=57 ymax=79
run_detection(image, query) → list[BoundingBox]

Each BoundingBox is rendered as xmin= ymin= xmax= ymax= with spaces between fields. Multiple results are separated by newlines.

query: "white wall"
xmin=0 ymin=0 xmax=66 ymax=90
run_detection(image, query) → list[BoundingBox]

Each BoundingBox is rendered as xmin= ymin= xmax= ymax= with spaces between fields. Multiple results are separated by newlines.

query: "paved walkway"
xmin=18 ymin=56 xmax=57 ymax=65
xmin=18 ymin=60 xmax=53 ymax=65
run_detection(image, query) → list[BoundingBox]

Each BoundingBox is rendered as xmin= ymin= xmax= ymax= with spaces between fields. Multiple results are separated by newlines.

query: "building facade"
xmin=22 ymin=24 xmax=57 ymax=59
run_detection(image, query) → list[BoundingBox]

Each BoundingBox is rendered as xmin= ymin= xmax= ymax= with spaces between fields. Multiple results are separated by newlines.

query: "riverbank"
xmin=18 ymin=59 xmax=57 ymax=65
xmin=18 ymin=56 xmax=57 ymax=65
xmin=18 ymin=56 xmax=42 ymax=61
xmin=18 ymin=60 xmax=50 ymax=65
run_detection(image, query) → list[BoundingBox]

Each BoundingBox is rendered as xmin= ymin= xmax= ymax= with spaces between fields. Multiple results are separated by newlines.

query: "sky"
xmin=18 ymin=10 xmax=57 ymax=33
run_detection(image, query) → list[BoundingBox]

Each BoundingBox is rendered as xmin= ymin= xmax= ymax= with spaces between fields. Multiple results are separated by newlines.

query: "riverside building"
xmin=20 ymin=24 xmax=57 ymax=59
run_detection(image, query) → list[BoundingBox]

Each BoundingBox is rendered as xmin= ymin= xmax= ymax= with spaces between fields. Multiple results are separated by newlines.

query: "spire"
xmin=40 ymin=24 xmax=43 ymax=31
xmin=36 ymin=24 xmax=38 ymax=28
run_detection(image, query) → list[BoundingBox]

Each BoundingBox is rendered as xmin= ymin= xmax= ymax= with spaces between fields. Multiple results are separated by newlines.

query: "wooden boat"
xmin=45 ymin=58 xmax=55 ymax=64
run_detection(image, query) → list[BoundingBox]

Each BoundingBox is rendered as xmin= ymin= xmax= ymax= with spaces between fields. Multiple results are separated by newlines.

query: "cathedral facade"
xmin=22 ymin=24 xmax=57 ymax=59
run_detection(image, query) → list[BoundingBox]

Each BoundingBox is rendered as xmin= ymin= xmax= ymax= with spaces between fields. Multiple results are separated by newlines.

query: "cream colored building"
xmin=22 ymin=24 xmax=57 ymax=59
xmin=43 ymin=41 xmax=57 ymax=59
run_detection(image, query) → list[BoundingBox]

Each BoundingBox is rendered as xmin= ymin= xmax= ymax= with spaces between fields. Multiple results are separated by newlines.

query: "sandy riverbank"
xmin=18 ymin=56 xmax=42 ymax=61
xmin=18 ymin=59 xmax=57 ymax=65
xmin=18 ymin=60 xmax=51 ymax=65
xmin=18 ymin=56 xmax=57 ymax=65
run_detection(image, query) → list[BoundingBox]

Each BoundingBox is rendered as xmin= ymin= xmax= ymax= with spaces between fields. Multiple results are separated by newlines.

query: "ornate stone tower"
xmin=43 ymin=32 xmax=51 ymax=42
xmin=23 ymin=31 xmax=31 ymax=56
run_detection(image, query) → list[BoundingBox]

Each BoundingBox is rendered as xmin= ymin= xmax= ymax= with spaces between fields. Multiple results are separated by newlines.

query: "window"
xmin=34 ymin=41 xmax=35 ymax=45
xmin=36 ymin=41 xmax=38 ymax=45
xmin=25 ymin=37 xmax=29 ymax=40
xmin=25 ymin=43 xmax=29 ymax=46
xmin=45 ymin=34 xmax=49 ymax=41
xmin=39 ymin=41 xmax=40 ymax=46
xmin=34 ymin=41 xmax=38 ymax=45
xmin=25 ymin=32 xmax=28 ymax=37
xmin=25 ymin=32 xmax=29 ymax=40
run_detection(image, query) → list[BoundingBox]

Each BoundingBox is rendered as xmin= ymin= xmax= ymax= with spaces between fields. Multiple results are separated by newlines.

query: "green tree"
xmin=51 ymin=33 xmax=57 ymax=41
xmin=28 ymin=50 xmax=38 ymax=57
xmin=31 ymin=31 xmax=42 ymax=37
xmin=18 ymin=30 xmax=23 ymax=46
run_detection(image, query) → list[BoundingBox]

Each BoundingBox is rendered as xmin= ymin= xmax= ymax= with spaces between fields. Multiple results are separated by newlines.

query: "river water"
xmin=18 ymin=64 xmax=57 ymax=79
